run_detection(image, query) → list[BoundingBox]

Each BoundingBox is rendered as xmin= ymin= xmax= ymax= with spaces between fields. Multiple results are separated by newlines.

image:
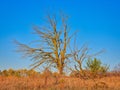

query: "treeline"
xmin=0 ymin=69 xmax=40 ymax=77
xmin=0 ymin=62 xmax=120 ymax=79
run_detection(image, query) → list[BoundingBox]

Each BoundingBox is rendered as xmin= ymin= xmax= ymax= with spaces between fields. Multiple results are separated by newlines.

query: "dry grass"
xmin=0 ymin=75 xmax=120 ymax=90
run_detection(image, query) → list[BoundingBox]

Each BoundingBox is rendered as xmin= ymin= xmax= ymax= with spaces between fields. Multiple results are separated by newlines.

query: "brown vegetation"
xmin=0 ymin=69 xmax=120 ymax=90
xmin=0 ymin=76 xmax=120 ymax=90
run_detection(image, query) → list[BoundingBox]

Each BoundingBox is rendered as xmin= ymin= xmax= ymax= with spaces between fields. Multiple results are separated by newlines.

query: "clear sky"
xmin=0 ymin=0 xmax=120 ymax=71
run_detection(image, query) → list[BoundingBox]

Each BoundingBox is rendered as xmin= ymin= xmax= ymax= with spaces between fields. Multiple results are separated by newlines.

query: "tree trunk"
xmin=59 ymin=66 xmax=63 ymax=75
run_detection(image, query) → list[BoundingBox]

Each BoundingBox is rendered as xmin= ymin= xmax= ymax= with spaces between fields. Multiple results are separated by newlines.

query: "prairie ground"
xmin=0 ymin=76 xmax=120 ymax=90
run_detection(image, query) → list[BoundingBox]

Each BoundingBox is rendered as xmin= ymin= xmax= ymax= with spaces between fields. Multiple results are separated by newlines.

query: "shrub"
xmin=85 ymin=58 xmax=109 ymax=77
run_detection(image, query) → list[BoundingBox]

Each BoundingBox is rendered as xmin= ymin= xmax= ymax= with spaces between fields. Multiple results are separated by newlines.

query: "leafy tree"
xmin=85 ymin=58 xmax=109 ymax=77
xmin=15 ymin=14 xmax=73 ymax=75
xmin=86 ymin=58 xmax=101 ymax=73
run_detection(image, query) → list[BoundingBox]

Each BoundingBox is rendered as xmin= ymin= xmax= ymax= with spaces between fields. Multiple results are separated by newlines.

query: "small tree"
xmin=86 ymin=58 xmax=101 ymax=73
xmin=85 ymin=58 xmax=109 ymax=77
xmin=70 ymin=45 xmax=90 ymax=77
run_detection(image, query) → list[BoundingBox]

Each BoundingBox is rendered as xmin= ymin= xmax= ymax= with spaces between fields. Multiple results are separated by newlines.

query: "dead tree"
xmin=15 ymin=14 xmax=73 ymax=75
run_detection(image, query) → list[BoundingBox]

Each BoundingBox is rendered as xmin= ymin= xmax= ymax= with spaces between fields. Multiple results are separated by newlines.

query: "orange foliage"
xmin=0 ymin=75 xmax=120 ymax=90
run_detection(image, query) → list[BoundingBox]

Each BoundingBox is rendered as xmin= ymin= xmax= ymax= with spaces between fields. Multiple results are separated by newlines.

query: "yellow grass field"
xmin=0 ymin=76 xmax=120 ymax=90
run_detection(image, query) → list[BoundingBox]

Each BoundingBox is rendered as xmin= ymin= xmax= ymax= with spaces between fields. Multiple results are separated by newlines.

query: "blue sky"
xmin=0 ymin=0 xmax=120 ymax=71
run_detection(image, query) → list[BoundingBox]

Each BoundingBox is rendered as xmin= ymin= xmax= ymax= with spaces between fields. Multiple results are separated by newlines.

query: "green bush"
xmin=85 ymin=58 xmax=109 ymax=77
